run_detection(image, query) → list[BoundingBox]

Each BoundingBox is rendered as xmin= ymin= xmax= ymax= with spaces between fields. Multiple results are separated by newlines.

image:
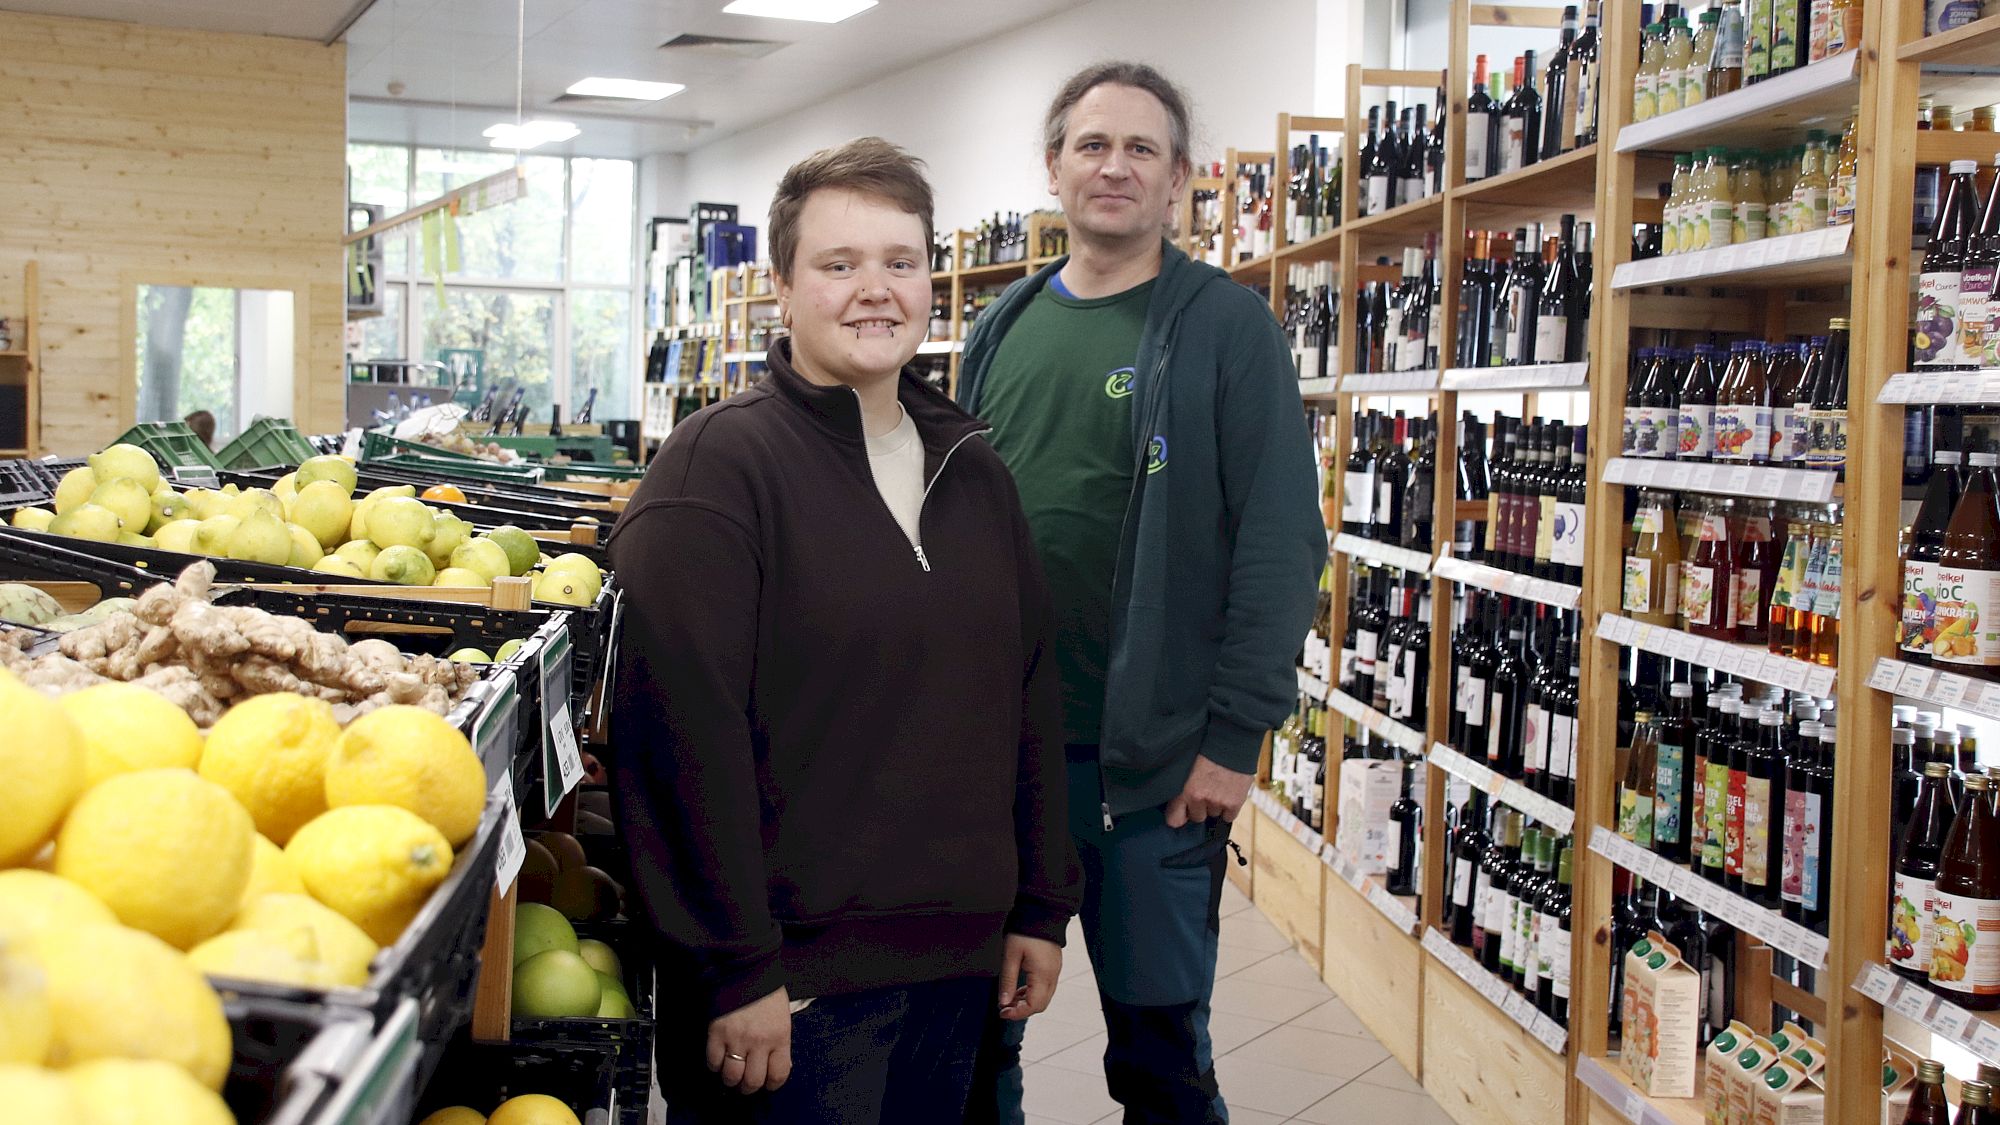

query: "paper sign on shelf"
xmin=493 ymin=781 xmax=525 ymax=895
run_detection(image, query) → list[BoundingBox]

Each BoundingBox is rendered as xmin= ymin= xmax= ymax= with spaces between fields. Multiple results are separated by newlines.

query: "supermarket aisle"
xmin=1018 ymin=879 xmax=1454 ymax=1125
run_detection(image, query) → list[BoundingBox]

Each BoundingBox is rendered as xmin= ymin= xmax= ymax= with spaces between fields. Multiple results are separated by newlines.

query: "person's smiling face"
xmin=777 ymin=187 xmax=930 ymax=389
xmin=1048 ymin=82 xmax=1189 ymax=246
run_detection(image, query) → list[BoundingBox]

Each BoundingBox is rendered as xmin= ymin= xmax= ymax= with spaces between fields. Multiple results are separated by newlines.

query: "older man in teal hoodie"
xmin=960 ymin=61 xmax=1325 ymax=1125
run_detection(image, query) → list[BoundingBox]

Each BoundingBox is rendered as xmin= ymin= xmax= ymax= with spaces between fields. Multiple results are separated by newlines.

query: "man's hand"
xmin=997 ymin=934 xmax=1062 ymax=1022
xmin=706 ymin=986 xmax=792 ymax=1094
xmin=1165 ymin=754 xmax=1255 ymax=828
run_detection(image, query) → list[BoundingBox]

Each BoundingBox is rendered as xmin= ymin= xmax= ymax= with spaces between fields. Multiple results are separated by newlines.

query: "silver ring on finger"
xmin=726 ymin=1052 xmax=746 ymax=1062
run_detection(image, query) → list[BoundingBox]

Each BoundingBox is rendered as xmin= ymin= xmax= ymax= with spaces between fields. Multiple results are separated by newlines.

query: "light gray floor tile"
xmin=1210 ymin=1055 xmax=1346 ymax=1117
xmin=1216 ymin=913 xmax=1294 ymax=953
xmin=1216 ymin=942 xmax=1282 ymax=979
xmin=1229 ymin=947 xmax=1334 ymax=993
xmin=1019 ymin=1062 xmax=1121 ymax=1124
xmin=1207 ymin=1009 xmax=1283 ymax=1054
xmin=1019 ymin=1016 xmax=1100 ymax=1063
xmin=1039 ymin=1031 xmax=1107 ymax=1075
xmin=1355 ymin=1054 xmax=1427 ymax=1094
xmin=1224 ymin=1022 xmax=1388 ymax=1080
xmin=1210 ymin=975 xmax=1333 ymax=1023
xmin=1287 ymin=996 xmax=1372 ymax=1038
xmin=1293 ymin=1078 xmax=1459 ymax=1124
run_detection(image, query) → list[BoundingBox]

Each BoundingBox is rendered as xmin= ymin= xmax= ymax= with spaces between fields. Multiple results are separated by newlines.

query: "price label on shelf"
xmin=1934 ymin=1004 xmax=1973 ymax=1040
xmin=1899 ymin=665 xmax=1939 ymax=697
xmin=1856 ymin=964 xmax=1896 ymax=1004
xmin=1622 ymin=1090 xmax=1646 ymax=1122
xmin=1868 ymin=660 xmax=1903 ymax=693
xmin=1973 ymin=1022 xmax=2000 ymax=1061
xmin=1713 ymin=245 xmax=1743 ymax=274
xmin=1936 ymin=674 xmax=1972 ymax=709
xmin=1741 ymin=241 xmax=1772 ymax=270
xmin=493 ymin=781 xmax=525 ymax=895
xmin=1975 ymin=683 xmax=2000 ymax=715
xmin=1766 ymin=235 xmax=1799 ymax=266
xmin=1890 ymin=984 xmax=1937 ymax=1023
xmin=1667 ymin=464 xmax=1693 ymax=490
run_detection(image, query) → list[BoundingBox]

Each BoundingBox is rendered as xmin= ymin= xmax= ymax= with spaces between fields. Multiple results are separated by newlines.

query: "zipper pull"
xmin=1101 ymin=802 xmax=1115 ymax=833
xmin=913 ymin=545 xmax=932 ymax=572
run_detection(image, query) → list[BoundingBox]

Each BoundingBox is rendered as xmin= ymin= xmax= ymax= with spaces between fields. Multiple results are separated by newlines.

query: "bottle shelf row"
xmin=1299 ymin=376 xmax=1340 ymax=397
xmin=1613 ymin=50 xmax=1860 ymax=156
xmin=1865 ymin=657 xmax=2000 ymax=722
xmin=1853 ymin=961 xmax=2000 ymax=1066
xmin=1428 ymin=741 xmax=1577 ymax=835
xmin=1878 ymin=369 xmax=2000 ymax=405
xmin=1297 ymin=666 xmax=1332 ymax=704
xmin=1325 ymin=684 xmax=1430 ymax=754
xmin=1421 ymin=927 xmax=1570 ymax=1056
xmin=1341 ymin=369 xmax=1446 ymax=395
xmin=1588 ymin=826 xmax=1829 ymax=968
xmin=1601 ymin=456 xmax=1841 ymax=502
xmin=1610 ymin=224 xmax=1854 ymax=291
xmin=1576 ymin=1053 xmax=1705 ymax=1125
xmin=1432 ymin=548 xmax=1583 ymax=611
xmin=1331 ymin=531 xmax=1436 ymax=575
xmin=1246 ymin=787 xmax=1421 ymax=937
xmin=1594 ymin=613 xmax=1839 ymax=697
xmin=1441 ymin=361 xmax=1591 ymax=393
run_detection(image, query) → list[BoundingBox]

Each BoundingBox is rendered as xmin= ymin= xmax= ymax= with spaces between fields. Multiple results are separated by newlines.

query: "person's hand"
xmin=706 ymin=986 xmax=792 ymax=1093
xmin=1164 ymin=754 xmax=1255 ymax=828
xmin=997 ymin=934 xmax=1062 ymax=1021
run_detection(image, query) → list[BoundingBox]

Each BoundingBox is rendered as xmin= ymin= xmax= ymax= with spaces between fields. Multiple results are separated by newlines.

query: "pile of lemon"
xmin=0 ymin=666 xmax=490 ymax=1123
xmin=8 ymin=445 xmax=605 ymax=608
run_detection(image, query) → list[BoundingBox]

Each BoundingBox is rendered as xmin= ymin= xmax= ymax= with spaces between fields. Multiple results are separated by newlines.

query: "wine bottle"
xmin=1535 ymin=215 xmax=1581 ymax=365
xmin=1542 ymin=7 xmax=1580 ymax=161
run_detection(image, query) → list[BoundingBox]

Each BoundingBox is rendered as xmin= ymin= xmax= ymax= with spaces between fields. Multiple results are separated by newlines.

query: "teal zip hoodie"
xmin=959 ymin=239 xmax=1326 ymax=817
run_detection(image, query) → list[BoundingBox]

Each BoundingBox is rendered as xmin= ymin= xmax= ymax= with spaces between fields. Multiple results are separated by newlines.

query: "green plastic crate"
xmin=359 ymin=428 xmax=486 ymax=463
xmin=489 ymin=433 xmax=617 ymax=464
xmin=368 ymin=453 xmax=546 ymax=483
xmin=543 ymin=461 xmax=645 ymax=482
xmin=109 ymin=421 xmax=223 ymax=473
xmin=214 ymin=417 xmax=317 ymax=470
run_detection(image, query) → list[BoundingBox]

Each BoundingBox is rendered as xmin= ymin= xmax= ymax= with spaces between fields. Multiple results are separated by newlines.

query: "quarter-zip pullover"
xmin=608 ymin=338 xmax=1080 ymax=1019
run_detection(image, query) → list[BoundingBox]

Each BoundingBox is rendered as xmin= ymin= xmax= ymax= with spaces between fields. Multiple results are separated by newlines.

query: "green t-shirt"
xmin=980 ymin=278 xmax=1150 ymax=746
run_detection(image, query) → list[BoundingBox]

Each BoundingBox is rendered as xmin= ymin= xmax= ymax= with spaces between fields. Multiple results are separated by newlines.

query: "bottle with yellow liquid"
xmin=1635 ymin=22 xmax=1666 ymax=123
xmin=1731 ymin=150 xmax=1768 ymax=244
xmin=1665 ymin=154 xmax=1692 ymax=255
xmin=1830 ymin=118 xmax=1859 ymax=225
xmin=1659 ymin=18 xmax=1694 ymax=116
xmin=1687 ymin=10 xmax=1718 ymax=107
xmin=1708 ymin=147 xmax=1738 ymax=249
xmin=1794 ymin=132 xmax=1832 ymax=232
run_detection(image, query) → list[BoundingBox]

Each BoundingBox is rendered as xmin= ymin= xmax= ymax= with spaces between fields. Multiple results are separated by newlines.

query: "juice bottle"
xmin=1709 ymin=148 xmax=1739 ymax=248
xmin=1687 ymin=9 xmax=1719 ymax=107
xmin=1825 ymin=0 xmax=1860 ymax=55
xmin=1676 ymin=485 xmax=1704 ymax=627
xmin=1903 ymin=442 xmax=1965 ymax=665
xmin=1683 ymin=150 xmax=1712 ymax=253
xmin=1638 ymin=346 xmax=1681 ymax=457
xmin=1732 ymin=150 xmax=1768 ymax=244
xmin=1917 ymin=159 xmax=1982 ymax=369
xmin=1831 ymin=118 xmax=1859 ymax=226
xmin=1894 ymin=768 xmax=1960 ymax=983
xmin=1808 ymin=0 xmax=1832 ymax=61
xmin=1734 ymin=499 xmax=1779 ymax=644
xmin=1660 ymin=18 xmax=1693 ymax=116
xmin=1635 ymin=22 xmax=1665 ymax=123
xmin=1788 ymin=507 xmax=1829 ymax=658
xmin=1935 ymin=450 xmax=2000 ymax=676
xmin=1622 ymin=711 xmax=1662 ymax=846
xmin=1716 ymin=339 xmax=1772 ymax=462
xmin=1766 ymin=342 xmax=1807 ymax=463
xmin=1809 ymin=505 xmax=1842 ymax=667
xmin=1818 ymin=318 xmax=1851 ymax=474
xmin=1795 ymin=131 xmax=1832 ymax=232
xmin=1773 ymin=0 xmax=1804 ymax=73
xmin=1678 ymin=342 xmax=1720 ymax=459
xmin=1767 ymin=150 xmax=1798 ymax=236
xmin=1788 ymin=335 xmax=1828 ymax=465
xmin=1684 ymin=497 xmax=1738 ymax=639
xmin=1930 ymin=772 xmax=2000 ymax=1009
xmin=1769 ymin=506 xmax=1811 ymax=654
xmin=1665 ymin=154 xmax=1692 ymax=255
xmin=1746 ymin=0 xmax=1774 ymax=83
xmin=1624 ymin=488 xmax=1682 ymax=626
xmin=1709 ymin=0 xmax=1747 ymax=98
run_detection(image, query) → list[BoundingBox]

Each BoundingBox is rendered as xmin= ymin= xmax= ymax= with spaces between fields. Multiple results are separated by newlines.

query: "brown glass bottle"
xmin=1733 ymin=500 xmax=1778 ymax=645
xmin=1902 ymin=1059 xmax=1952 ymax=1125
xmin=1892 ymin=764 xmax=1959 ymax=983
xmin=1684 ymin=497 xmax=1737 ymax=639
xmin=1936 ymin=451 xmax=2000 ymax=677
xmin=1963 ymin=1080 xmax=2000 ymax=1125
xmin=1932 ymin=773 xmax=2000 ymax=1009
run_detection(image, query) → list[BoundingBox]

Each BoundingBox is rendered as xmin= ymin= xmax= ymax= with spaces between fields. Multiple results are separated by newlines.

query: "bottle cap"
xmin=1967 ymin=1081 xmax=1993 ymax=1109
xmin=1830 ymin=317 xmax=1852 ymax=329
xmin=1926 ymin=762 xmax=1954 ymax=778
xmin=1969 ymin=775 xmax=1993 ymax=793
xmin=1761 ymin=710 xmax=1783 ymax=726
xmin=1895 ymin=705 xmax=1918 ymax=725
xmin=1799 ymin=721 xmax=1822 ymax=740
xmin=1919 ymin=1059 xmax=1948 ymax=1083
xmin=1952 ymin=159 xmax=1980 ymax=174
xmin=1671 ymin=682 xmax=1693 ymax=697
xmin=1635 ymin=711 xmax=1654 ymax=723
xmin=1894 ymin=727 xmax=1915 ymax=746
xmin=1939 ymin=449 xmax=1964 ymax=464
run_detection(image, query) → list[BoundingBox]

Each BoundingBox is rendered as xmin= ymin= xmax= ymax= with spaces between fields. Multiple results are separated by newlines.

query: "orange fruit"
xmin=420 ymin=485 xmax=467 ymax=504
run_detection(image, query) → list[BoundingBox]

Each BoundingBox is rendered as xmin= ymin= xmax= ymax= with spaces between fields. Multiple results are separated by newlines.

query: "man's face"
xmin=1047 ymin=83 xmax=1189 ymax=246
xmin=775 ymin=188 xmax=930 ymax=389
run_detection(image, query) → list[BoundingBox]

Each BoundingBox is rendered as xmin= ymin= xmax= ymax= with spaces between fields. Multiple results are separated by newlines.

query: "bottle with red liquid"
xmin=1682 ymin=496 xmax=1737 ymax=639
xmin=1733 ymin=499 xmax=1778 ymax=644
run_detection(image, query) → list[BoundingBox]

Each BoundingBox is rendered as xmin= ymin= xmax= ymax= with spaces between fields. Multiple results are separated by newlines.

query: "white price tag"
xmin=1891 ymin=984 xmax=1936 ymax=1023
xmin=1857 ymin=965 xmax=1895 ymax=1003
xmin=1934 ymin=1004 xmax=1972 ymax=1040
xmin=1868 ymin=660 xmax=1904 ymax=693
xmin=1973 ymin=1021 xmax=2000 ymax=1060
xmin=1899 ymin=665 xmax=1940 ymax=697
xmin=1713 ymin=245 xmax=1743 ymax=274
xmin=493 ymin=782 xmax=525 ymax=894
xmin=1667 ymin=463 xmax=1693 ymax=490
xmin=1622 ymin=1090 xmax=1646 ymax=1121
xmin=549 ymin=704 xmax=585 ymax=796
xmin=1975 ymin=682 xmax=2000 ymax=716
xmin=1799 ymin=228 xmax=1831 ymax=258
xmin=1937 ymin=674 xmax=1972 ymax=709
xmin=1741 ymin=241 xmax=1772 ymax=269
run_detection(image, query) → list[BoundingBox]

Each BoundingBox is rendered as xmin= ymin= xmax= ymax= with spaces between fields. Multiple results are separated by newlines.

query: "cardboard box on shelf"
xmin=1335 ymin=757 xmax=1399 ymax=872
xmin=1725 ymin=1036 xmax=1781 ymax=1125
xmin=1622 ymin=931 xmax=1703 ymax=1099
xmin=1881 ymin=1048 xmax=1918 ymax=1125
xmin=1749 ymin=1055 xmax=1824 ymax=1125
xmin=1704 ymin=1021 xmax=1756 ymax=1125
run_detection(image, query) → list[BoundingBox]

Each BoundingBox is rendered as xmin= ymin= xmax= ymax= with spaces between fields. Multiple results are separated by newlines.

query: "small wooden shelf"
xmin=1345 ymin=193 xmax=1447 ymax=249
xmin=1324 ymin=684 xmax=1430 ymax=754
xmin=1614 ymin=50 xmax=1861 ymax=154
xmin=1277 ymin=226 xmax=1343 ymax=264
xmin=1611 ymin=224 xmax=1854 ymax=289
xmin=1576 ymin=1054 xmax=1707 ymax=1125
xmin=0 ymin=350 xmax=27 ymax=358
xmin=956 ymin=260 xmax=1030 ymax=284
xmin=1226 ymin=249 xmax=1280 ymax=282
xmin=1451 ymin=144 xmax=1603 ymax=217
xmin=1900 ymin=12 xmax=2000 ymax=65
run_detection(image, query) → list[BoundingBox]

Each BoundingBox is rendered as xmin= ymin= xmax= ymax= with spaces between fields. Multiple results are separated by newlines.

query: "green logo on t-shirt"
xmin=1147 ymin=434 xmax=1168 ymax=474
xmin=1104 ymin=367 xmax=1135 ymax=399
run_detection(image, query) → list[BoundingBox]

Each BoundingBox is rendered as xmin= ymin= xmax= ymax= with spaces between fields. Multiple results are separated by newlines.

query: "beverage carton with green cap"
xmin=1623 ymin=930 xmax=1702 ymax=1097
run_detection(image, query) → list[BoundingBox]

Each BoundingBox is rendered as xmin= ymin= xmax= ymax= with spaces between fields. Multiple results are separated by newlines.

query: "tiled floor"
xmin=1020 ymin=878 xmax=1456 ymax=1125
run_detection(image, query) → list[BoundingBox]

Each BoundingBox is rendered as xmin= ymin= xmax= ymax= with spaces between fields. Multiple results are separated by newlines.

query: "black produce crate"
xmin=212 ymin=583 xmax=559 ymax=661
xmin=354 ymin=460 xmax=636 ymax=511
xmin=0 ymin=532 xmax=176 ymax=600
xmin=416 ymin=1035 xmax=618 ymax=1125
xmin=511 ymin=919 xmax=657 ymax=1125
xmin=0 ymin=458 xmax=49 ymax=507
xmin=29 ymin=455 xmax=85 ymax=491
xmin=206 ymin=799 xmax=507 ymax=1102
xmin=224 ymin=466 xmax=619 ymax=540
xmin=223 ymin=994 xmax=374 ymax=1125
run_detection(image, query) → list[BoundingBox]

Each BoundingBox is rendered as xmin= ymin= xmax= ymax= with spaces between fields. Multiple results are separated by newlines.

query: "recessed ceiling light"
xmin=483 ymin=120 xmax=581 ymax=150
xmin=721 ymin=0 xmax=877 ymax=24
xmin=566 ymin=77 xmax=687 ymax=101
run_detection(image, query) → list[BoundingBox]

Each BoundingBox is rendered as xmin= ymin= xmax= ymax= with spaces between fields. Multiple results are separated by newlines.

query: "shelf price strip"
xmin=1577 ymin=1054 xmax=1680 ymax=1125
xmin=1249 ymin=786 xmax=1326 ymax=858
xmin=1853 ymin=962 xmax=2000 ymax=1063
xmin=1596 ymin=613 xmax=1837 ymax=698
xmin=1879 ymin=370 xmax=2000 ymax=405
xmin=1297 ymin=667 xmax=1331 ymax=705
xmin=1324 ymin=844 xmax=1422 ymax=936
xmin=1420 ymin=928 xmax=1569 ymax=1055
xmin=1298 ymin=377 xmax=1340 ymax=397
xmin=1339 ymin=369 xmax=1442 ymax=394
xmin=1867 ymin=657 xmax=2000 ymax=720
xmin=1441 ymin=362 xmax=1589 ymax=392
xmin=1610 ymin=224 xmax=1852 ymax=290
xmin=1325 ymin=687 xmax=1429 ymax=754
xmin=1602 ymin=457 xmax=1839 ymax=503
xmin=1589 ymin=826 xmax=1828 ymax=968
xmin=1331 ymin=533 xmax=1436 ymax=575
xmin=1432 ymin=550 xmax=1582 ymax=611
xmin=1428 ymin=742 xmax=1576 ymax=835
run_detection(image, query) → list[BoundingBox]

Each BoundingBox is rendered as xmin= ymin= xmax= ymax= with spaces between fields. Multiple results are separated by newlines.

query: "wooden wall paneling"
xmin=1250 ymin=805 xmax=1326 ymax=968
xmin=0 ymin=12 xmax=347 ymax=455
xmin=1323 ymin=871 xmax=1425 ymax=1074
xmin=1422 ymin=960 xmax=1570 ymax=1125
xmin=1229 ymin=803 xmax=1256 ymax=897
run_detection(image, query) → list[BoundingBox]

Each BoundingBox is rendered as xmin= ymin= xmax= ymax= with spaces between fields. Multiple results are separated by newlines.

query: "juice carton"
xmin=1882 ymin=1048 xmax=1918 ymax=1125
xmin=1726 ymin=1036 xmax=1782 ymax=1125
xmin=1704 ymin=1021 xmax=1756 ymax=1125
xmin=1624 ymin=930 xmax=1702 ymax=1098
xmin=1750 ymin=1056 xmax=1824 ymax=1125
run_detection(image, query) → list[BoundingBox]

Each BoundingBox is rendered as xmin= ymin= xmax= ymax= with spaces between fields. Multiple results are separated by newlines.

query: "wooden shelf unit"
xmin=0 ymin=262 xmax=39 ymax=459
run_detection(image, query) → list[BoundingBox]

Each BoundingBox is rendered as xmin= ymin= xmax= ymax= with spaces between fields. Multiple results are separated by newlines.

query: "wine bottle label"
xmin=1550 ymin=712 xmax=1576 ymax=780
xmin=1682 ymin=563 xmax=1719 ymax=627
xmin=1933 ymin=565 xmax=2000 ymax=665
xmin=1537 ymin=910 xmax=1559 ymax=979
xmin=1343 ymin=468 xmax=1376 ymax=524
xmin=1725 ymin=769 xmax=1748 ymax=876
xmin=1523 ymin=703 xmax=1551 ymax=773
xmin=1482 ymin=874 xmax=1507 ymax=938
xmin=1901 ymin=557 xmax=1936 ymax=655
xmin=1385 ymin=820 xmax=1403 ymax=870
xmin=1622 ymin=406 xmax=1644 ymax=456
xmin=1401 ymin=176 xmax=1426 ymax=207
xmin=1466 ymin=113 xmax=1491 ymax=179
xmin=1633 ymin=71 xmax=1657 ymax=123
xmin=1655 ymin=742 xmax=1686 ymax=846
xmin=1454 ymin=858 xmax=1475 ymax=906
xmin=1809 ymin=0 xmax=1832 ymax=61
xmin=1464 ymin=676 xmax=1489 ymax=726
xmin=1743 ymin=776 xmax=1773 ymax=888
xmin=1703 ymin=759 xmax=1732 ymax=871
xmin=1618 ymin=784 xmax=1655 ymax=848
xmin=1622 ymin=556 xmax=1655 ymax=614
xmin=1774 ymin=0 xmax=1802 ymax=68
xmin=1486 ymin=690 xmax=1507 ymax=761
xmin=1390 ymin=650 xmax=1419 ymax=720
xmin=1357 ymin=629 xmax=1380 ymax=677
xmin=1377 ymin=480 xmax=1396 ymax=526
xmin=1732 ymin=569 xmax=1764 ymax=633
xmin=1930 ymin=890 xmax=2000 ymax=996
xmin=1826 ymin=5 xmax=1857 ymax=52
xmin=1502 ymin=120 xmax=1526 ymax=175
xmin=1522 ymin=909 xmax=1542 ymax=991
xmin=1534 ymin=496 xmax=1558 ymax=564
xmin=1366 ymin=175 xmax=1390 ymax=216
xmin=1782 ymin=787 xmax=1809 ymax=904
xmin=1535 ymin=314 xmax=1569 ymax=364
xmin=1916 ymin=269 xmax=1965 ymax=367
xmin=1339 ymin=643 xmax=1358 ymax=686
xmin=1960 ymin=263 xmax=1995 ymax=363
xmin=1679 ymin=403 xmax=1715 ymax=458
xmin=1801 ymin=791 xmax=1825 ymax=912
xmin=1576 ymin=61 xmax=1598 ymax=144
xmin=1552 ymin=501 xmax=1586 ymax=570
xmin=1549 ymin=925 xmax=1572 ymax=998
xmin=1498 ymin=892 xmax=1520 ymax=969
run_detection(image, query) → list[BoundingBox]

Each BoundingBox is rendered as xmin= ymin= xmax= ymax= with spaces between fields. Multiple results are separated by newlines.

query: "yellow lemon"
xmin=28 ymin=923 xmax=230 ymax=1088
xmin=286 ymin=806 xmax=453 ymax=946
xmin=0 ymin=1065 xmax=82 ymax=1121
xmin=228 ymin=893 xmax=377 ymax=987
xmin=198 ymin=692 xmax=339 ymax=845
xmin=488 ymin=1093 xmax=583 ymax=1125
xmin=55 ymin=769 xmax=254 ymax=950
xmin=241 ymin=834 xmax=307 ymax=903
xmin=0 ymin=676 xmax=87 ymax=866
xmin=0 ymin=940 xmax=52 ymax=1064
xmin=420 ymin=1108 xmax=490 ymax=1125
xmin=58 ymin=682 xmax=204 ymax=787
xmin=0 ymin=871 xmax=116 ymax=942
xmin=324 ymin=705 xmax=486 ymax=847
xmin=186 ymin=927 xmax=339 ymax=989
xmin=65 ymin=1057 xmax=235 ymax=1125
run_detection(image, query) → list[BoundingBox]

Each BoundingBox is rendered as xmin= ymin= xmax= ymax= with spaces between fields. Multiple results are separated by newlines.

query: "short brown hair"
xmin=768 ymin=137 xmax=934 ymax=280
xmin=1044 ymin=62 xmax=1194 ymax=173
